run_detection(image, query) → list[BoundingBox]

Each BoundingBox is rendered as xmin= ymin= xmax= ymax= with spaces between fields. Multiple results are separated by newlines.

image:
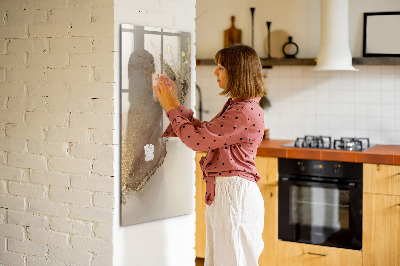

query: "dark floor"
xmin=195 ymin=257 xmax=205 ymax=266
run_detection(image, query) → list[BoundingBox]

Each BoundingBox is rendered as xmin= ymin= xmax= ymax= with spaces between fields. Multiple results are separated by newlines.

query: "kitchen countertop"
xmin=256 ymin=139 xmax=400 ymax=165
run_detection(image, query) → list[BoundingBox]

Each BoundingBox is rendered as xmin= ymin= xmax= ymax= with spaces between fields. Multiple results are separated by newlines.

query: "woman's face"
xmin=214 ymin=64 xmax=228 ymax=89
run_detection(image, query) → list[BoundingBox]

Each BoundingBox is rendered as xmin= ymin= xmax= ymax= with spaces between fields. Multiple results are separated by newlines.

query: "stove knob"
xmin=334 ymin=164 xmax=341 ymax=174
xmin=298 ymin=161 xmax=305 ymax=171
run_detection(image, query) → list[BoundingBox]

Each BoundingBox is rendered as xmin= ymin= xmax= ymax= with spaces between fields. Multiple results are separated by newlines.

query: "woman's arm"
xmin=162 ymin=104 xmax=203 ymax=137
xmin=154 ymin=76 xmax=251 ymax=152
xmin=165 ymin=107 xmax=249 ymax=152
xmin=155 ymin=76 xmax=202 ymax=137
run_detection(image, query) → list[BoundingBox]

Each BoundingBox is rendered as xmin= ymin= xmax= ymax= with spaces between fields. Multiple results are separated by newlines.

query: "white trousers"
xmin=205 ymin=176 xmax=265 ymax=266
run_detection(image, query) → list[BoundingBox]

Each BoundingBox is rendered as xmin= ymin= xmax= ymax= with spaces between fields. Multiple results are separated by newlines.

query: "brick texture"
xmin=71 ymin=174 xmax=113 ymax=193
xmin=8 ymin=210 xmax=49 ymax=229
xmin=26 ymin=257 xmax=65 ymax=266
xmin=49 ymin=186 xmax=92 ymax=205
xmin=93 ymin=223 xmax=112 ymax=240
xmin=69 ymin=205 xmax=112 ymax=223
xmin=50 ymin=216 xmax=92 ymax=236
xmin=7 ymin=9 xmax=48 ymax=24
xmin=48 ymin=156 xmax=92 ymax=175
xmin=0 ymin=82 xmax=24 ymax=97
xmin=0 ymin=195 xmax=25 ymax=210
xmin=7 ymin=238 xmax=47 ymax=257
xmin=28 ymin=199 xmax=69 ymax=217
xmin=0 ymin=0 xmax=115 ymax=264
xmin=7 ymin=39 xmax=47 ymax=54
xmin=49 ymin=7 xmax=91 ymax=23
xmin=27 ymin=227 xmax=69 ymax=248
xmin=27 ymin=82 xmax=68 ymax=97
xmin=29 ymin=170 xmax=70 ymax=187
xmin=50 ymin=37 xmax=92 ymax=53
xmin=48 ymin=246 xmax=91 ymax=265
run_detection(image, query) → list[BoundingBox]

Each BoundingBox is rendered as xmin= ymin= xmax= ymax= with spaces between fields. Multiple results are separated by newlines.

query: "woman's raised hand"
xmin=153 ymin=76 xmax=176 ymax=113
xmin=161 ymin=76 xmax=180 ymax=108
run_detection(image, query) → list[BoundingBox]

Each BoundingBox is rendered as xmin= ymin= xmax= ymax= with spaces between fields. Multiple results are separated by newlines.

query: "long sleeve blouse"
xmin=162 ymin=97 xmax=265 ymax=205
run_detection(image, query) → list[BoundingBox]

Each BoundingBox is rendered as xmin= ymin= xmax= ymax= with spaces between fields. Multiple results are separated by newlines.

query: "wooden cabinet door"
xmin=195 ymin=152 xmax=207 ymax=258
xmin=363 ymin=193 xmax=400 ymax=266
xmin=364 ymin=164 xmax=400 ymax=196
xmin=277 ymin=241 xmax=362 ymax=266
xmin=255 ymin=156 xmax=278 ymax=186
xmin=259 ymin=185 xmax=278 ymax=266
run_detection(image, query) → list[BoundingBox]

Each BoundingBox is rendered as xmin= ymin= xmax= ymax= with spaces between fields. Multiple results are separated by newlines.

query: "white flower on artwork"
xmin=144 ymin=144 xmax=154 ymax=162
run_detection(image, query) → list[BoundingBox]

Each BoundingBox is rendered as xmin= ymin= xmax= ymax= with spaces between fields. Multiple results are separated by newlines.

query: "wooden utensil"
xmin=224 ymin=16 xmax=242 ymax=48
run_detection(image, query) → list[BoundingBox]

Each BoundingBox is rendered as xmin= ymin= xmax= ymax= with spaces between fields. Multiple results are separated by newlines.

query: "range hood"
xmin=314 ymin=0 xmax=358 ymax=71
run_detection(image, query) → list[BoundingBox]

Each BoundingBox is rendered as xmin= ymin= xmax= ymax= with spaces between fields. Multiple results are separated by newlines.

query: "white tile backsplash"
xmin=355 ymin=117 xmax=368 ymax=130
xmin=395 ymin=67 xmax=400 ymax=78
xmin=382 ymin=105 xmax=395 ymax=118
xmin=382 ymin=90 xmax=395 ymax=104
xmin=341 ymin=89 xmax=355 ymax=104
xmin=367 ymin=91 xmax=381 ymax=105
xmin=341 ymin=104 xmax=355 ymax=116
xmin=367 ymin=77 xmax=381 ymax=91
xmin=395 ymin=118 xmax=400 ymax=131
xmin=382 ymin=79 xmax=395 ymax=91
xmin=367 ymin=104 xmax=382 ymax=118
xmin=382 ymin=117 xmax=396 ymax=131
xmin=316 ymin=90 xmax=329 ymax=103
xmin=381 ymin=66 xmax=395 ymax=77
xmin=196 ymin=65 xmax=400 ymax=144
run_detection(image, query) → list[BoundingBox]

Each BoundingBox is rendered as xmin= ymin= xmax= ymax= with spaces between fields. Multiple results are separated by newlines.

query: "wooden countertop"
xmin=257 ymin=139 xmax=400 ymax=165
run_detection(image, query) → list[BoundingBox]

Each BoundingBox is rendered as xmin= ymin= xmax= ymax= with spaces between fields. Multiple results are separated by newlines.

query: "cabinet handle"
xmin=307 ymin=252 xmax=328 ymax=256
xmin=397 ymin=204 xmax=400 ymax=207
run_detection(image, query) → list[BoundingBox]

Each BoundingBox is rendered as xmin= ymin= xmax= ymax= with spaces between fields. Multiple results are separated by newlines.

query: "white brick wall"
xmin=0 ymin=0 xmax=114 ymax=265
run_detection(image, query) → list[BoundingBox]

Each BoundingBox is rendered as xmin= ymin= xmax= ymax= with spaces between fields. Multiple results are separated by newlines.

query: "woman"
xmin=154 ymin=44 xmax=266 ymax=266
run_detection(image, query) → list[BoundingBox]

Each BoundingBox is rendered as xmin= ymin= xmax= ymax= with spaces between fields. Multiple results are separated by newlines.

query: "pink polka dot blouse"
xmin=162 ymin=97 xmax=265 ymax=205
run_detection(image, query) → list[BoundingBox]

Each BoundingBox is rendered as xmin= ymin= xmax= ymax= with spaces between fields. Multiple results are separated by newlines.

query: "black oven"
xmin=278 ymin=158 xmax=363 ymax=250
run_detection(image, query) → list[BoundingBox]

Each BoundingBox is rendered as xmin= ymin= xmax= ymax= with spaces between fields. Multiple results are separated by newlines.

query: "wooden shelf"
xmin=260 ymin=58 xmax=316 ymax=66
xmin=196 ymin=57 xmax=400 ymax=67
xmin=352 ymin=57 xmax=400 ymax=65
xmin=195 ymin=58 xmax=315 ymax=67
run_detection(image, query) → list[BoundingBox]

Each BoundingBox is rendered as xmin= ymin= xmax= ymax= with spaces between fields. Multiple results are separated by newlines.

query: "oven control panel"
xmin=281 ymin=158 xmax=362 ymax=180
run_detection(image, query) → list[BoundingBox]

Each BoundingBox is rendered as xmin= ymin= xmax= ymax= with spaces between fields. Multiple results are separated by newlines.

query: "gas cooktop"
xmin=282 ymin=135 xmax=375 ymax=151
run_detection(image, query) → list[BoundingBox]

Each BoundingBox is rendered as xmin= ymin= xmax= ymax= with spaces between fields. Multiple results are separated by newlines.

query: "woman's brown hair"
xmin=214 ymin=44 xmax=266 ymax=99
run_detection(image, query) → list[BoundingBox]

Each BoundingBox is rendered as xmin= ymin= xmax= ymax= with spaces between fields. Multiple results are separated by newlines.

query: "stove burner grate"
xmin=295 ymin=135 xmax=332 ymax=149
xmin=333 ymin=137 xmax=370 ymax=151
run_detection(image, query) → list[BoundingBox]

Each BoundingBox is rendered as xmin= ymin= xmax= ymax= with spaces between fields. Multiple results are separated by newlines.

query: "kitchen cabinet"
xmin=276 ymin=241 xmax=362 ymax=266
xmin=256 ymin=157 xmax=279 ymax=266
xmin=259 ymin=184 xmax=278 ymax=266
xmin=363 ymin=163 xmax=400 ymax=266
xmin=195 ymin=154 xmax=278 ymax=266
xmin=195 ymin=152 xmax=207 ymax=258
xmin=254 ymin=156 xmax=278 ymax=186
xmin=195 ymin=156 xmax=400 ymax=265
xmin=363 ymin=193 xmax=400 ymax=266
xmin=363 ymin=163 xmax=400 ymax=196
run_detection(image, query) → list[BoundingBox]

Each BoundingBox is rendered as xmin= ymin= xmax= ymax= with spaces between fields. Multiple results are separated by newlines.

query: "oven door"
xmin=278 ymin=176 xmax=362 ymax=250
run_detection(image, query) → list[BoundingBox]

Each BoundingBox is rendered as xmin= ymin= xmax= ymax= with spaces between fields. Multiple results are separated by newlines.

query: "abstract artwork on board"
xmin=120 ymin=24 xmax=192 ymax=226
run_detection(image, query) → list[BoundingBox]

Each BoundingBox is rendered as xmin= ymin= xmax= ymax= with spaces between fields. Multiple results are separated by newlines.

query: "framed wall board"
xmin=120 ymin=24 xmax=193 ymax=226
xmin=363 ymin=12 xmax=400 ymax=57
